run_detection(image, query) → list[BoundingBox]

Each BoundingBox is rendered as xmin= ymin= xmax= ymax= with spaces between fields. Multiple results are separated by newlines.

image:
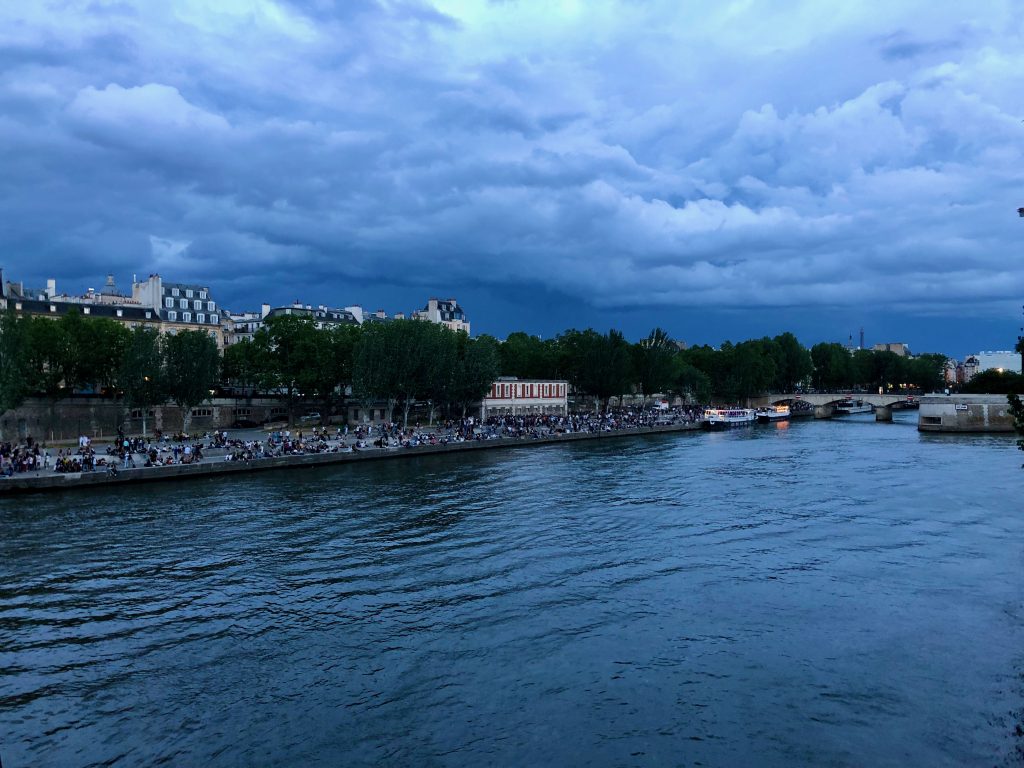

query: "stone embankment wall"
xmin=0 ymin=423 xmax=702 ymax=496
xmin=917 ymin=394 xmax=1016 ymax=433
xmin=0 ymin=397 xmax=294 ymax=442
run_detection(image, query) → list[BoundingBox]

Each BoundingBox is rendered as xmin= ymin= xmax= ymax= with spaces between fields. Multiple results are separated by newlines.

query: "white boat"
xmin=704 ymin=408 xmax=756 ymax=429
xmin=755 ymin=405 xmax=791 ymax=423
xmin=834 ymin=398 xmax=872 ymax=415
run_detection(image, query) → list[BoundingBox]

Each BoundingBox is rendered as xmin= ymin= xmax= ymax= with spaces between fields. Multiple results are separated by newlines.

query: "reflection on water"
xmin=2 ymin=414 xmax=1022 ymax=767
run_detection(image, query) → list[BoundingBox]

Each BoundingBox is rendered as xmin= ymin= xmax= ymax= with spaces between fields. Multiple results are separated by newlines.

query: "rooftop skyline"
xmin=2 ymin=1 xmax=1022 ymax=357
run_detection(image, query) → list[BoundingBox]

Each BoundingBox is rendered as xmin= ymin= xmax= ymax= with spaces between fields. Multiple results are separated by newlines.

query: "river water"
xmin=2 ymin=413 xmax=1022 ymax=767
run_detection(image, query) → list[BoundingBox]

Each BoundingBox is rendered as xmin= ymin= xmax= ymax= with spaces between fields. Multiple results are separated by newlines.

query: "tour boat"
xmin=755 ymin=405 xmax=791 ymax=423
xmin=703 ymin=408 xmax=756 ymax=429
xmin=834 ymin=398 xmax=872 ymax=415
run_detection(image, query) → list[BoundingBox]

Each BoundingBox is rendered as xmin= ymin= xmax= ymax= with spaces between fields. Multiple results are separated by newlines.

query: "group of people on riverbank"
xmin=1 ymin=406 xmax=701 ymax=482
xmin=478 ymin=407 xmax=703 ymax=440
xmin=1 ymin=439 xmax=48 ymax=476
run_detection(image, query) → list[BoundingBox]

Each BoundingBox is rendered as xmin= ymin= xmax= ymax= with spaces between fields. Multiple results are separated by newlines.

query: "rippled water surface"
xmin=2 ymin=414 xmax=1023 ymax=767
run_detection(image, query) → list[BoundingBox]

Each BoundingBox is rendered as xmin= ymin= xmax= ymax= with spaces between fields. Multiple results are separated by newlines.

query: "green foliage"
xmin=960 ymin=369 xmax=1024 ymax=395
xmin=557 ymin=328 xmax=634 ymax=409
xmin=810 ymin=342 xmax=851 ymax=390
xmin=1008 ymin=392 xmax=1024 ymax=454
xmin=450 ymin=335 xmax=500 ymax=416
xmin=0 ymin=311 xmax=32 ymax=415
xmin=770 ymin=332 xmax=813 ymax=392
xmin=674 ymin=361 xmax=711 ymax=403
xmin=118 ymin=327 xmax=166 ymax=411
xmin=632 ymin=328 xmax=677 ymax=400
xmin=497 ymin=332 xmax=559 ymax=379
xmin=164 ymin=330 xmax=220 ymax=431
xmin=222 ymin=336 xmax=275 ymax=395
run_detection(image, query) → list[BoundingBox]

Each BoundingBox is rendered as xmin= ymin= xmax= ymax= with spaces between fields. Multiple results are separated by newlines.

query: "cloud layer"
xmin=1 ymin=0 xmax=1023 ymax=338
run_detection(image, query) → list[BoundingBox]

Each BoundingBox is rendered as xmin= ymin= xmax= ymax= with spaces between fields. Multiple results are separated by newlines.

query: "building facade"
xmin=1 ymin=271 xmax=163 ymax=330
xmin=872 ymin=342 xmax=911 ymax=357
xmin=480 ymin=378 xmax=568 ymax=418
xmin=973 ymin=350 xmax=1022 ymax=374
xmin=413 ymin=298 xmax=470 ymax=334
xmin=261 ymin=302 xmax=359 ymax=329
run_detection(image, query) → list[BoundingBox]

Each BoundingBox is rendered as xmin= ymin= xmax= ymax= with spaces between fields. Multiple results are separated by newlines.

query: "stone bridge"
xmin=749 ymin=393 xmax=916 ymax=421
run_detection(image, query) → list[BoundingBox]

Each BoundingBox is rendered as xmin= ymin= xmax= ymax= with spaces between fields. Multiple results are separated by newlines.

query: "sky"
xmin=1 ymin=0 xmax=1023 ymax=357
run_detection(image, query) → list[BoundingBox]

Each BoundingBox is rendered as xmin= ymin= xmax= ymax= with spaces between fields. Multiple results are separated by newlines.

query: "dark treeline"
xmin=0 ymin=310 xmax=219 ymax=434
xmin=1 ymin=310 xmax=950 ymax=431
xmin=497 ymin=330 xmax=947 ymax=404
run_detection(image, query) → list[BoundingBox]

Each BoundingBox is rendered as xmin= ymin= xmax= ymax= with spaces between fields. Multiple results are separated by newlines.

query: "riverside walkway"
xmin=0 ymin=422 xmax=702 ymax=496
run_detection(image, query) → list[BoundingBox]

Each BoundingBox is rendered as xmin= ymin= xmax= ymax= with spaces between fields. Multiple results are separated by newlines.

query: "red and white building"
xmin=481 ymin=378 xmax=568 ymax=418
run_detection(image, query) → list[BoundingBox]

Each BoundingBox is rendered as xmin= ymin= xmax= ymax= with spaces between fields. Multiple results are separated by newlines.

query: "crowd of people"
xmin=1 ymin=438 xmax=48 ymax=476
xmin=1 ymin=406 xmax=704 ymax=481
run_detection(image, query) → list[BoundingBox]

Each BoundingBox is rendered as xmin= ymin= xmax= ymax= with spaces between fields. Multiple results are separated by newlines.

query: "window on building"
xmin=186 ymin=289 xmax=194 ymax=298
xmin=179 ymin=299 xmax=187 ymax=309
xmin=167 ymin=311 xmax=177 ymax=321
xmin=234 ymin=408 xmax=252 ymax=417
xmin=207 ymin=301 xmax=215 ymax=311
xmin=116 ymin=309 xmax=123 ymax=317
xmin=172 ymin=288 xmax=179 ymax=296
xmin=83 ymin=307 xmax=90 ymax=315
xmin=49 ymin=305 xmax=56 ymax=312
xmin=197 ymin=313 xmax=205 ymax=324
xmin=165 ymin=297 xmax=173 ymax=308
xmin=199 ymin=291 xmax=207 ymax=300
xmin=191 ymin=408 xmax=212 ymax=417
xmin=183 ymin=312 xmax=192 ymax=323
xmin=145 ymin=311 xmax=152 ymax=319
xmin=193 ymin=300 xmax=201 ymax=310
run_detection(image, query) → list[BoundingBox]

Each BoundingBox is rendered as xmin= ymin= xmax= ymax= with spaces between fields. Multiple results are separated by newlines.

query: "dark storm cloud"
xmin=1 ymin=0 xmax=1023 ymax=333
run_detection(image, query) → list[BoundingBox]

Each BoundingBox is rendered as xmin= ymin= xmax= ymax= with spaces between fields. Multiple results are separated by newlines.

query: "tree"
xmin=86 ymin=318 xmax=132 ymax=394
xmin=559 ymin=328 xmax=634 ymax=411
xmin=450 ymin=334 xmax=500 ymax=417
xmin=499 ymin=332 xmax=557 ymax=379
xmin=352 ymin=322 xmax=395 ymax=423
xmin=222 ymin=336 xmax=275 ymax=397
xmin=298 ymin=323 xmax=361 ymax=425
xmin=961 ymin=370 xmax=1024 ymax=394
xmin=420 ymin=324 xmax=458 ymax=425
xmin=24 ymin=315 xmax=74 ymax=439
xmin=55 ymin=311 xmax=129 ymax=394
xmin=164 ymin=330 xmax=220 ymax=434
xmin=674 ymin=360 xmax=711 ymax=403
xmin=810 ymin=342 xmax=852 ymax=391
xmin=770 ymin=332 xmax=812 ymax=392
xmin=905 ymin=353 xmax=946 ymax=393
xmin=632 ymin=328 xmax=677 ymax=405
xmin=1008 ymin=392 xmax=1024 ymax=458
xmin=0 ymin=311 xmax=32 ymax=438
xmin=261 ymin=314 xmax=318 ymax=425
xmin=118 ymin=327 xmax=166 ymax=436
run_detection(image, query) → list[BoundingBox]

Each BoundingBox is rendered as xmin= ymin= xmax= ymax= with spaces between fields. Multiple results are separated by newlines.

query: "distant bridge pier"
xmin=875 ymin=405 xmax=893 ymax=422
xmin=814 ymin=405 xmax=833 ymax=419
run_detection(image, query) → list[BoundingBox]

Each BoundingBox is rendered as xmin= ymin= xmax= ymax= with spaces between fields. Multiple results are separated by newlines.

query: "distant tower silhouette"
xmin=859 ymin=327 xmax=864 ymax=350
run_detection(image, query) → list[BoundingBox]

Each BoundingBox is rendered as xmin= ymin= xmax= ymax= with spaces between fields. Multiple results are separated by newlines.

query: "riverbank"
xmin=0 ymin=422 xmax=702 ymax=495
xmin=917 ymin=393 xmax=1016 ymax=432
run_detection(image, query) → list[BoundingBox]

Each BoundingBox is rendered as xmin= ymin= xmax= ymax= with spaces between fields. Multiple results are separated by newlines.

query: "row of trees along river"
xmin=0 ymin=309 xmax=952 ymax=430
